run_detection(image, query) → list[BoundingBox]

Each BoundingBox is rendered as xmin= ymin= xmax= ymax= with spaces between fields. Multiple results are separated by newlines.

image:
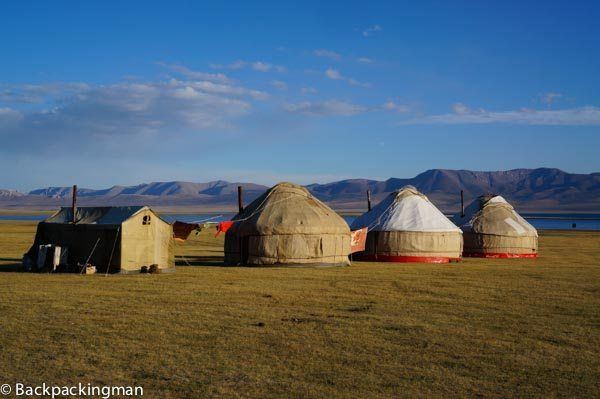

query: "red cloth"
xmin=350 ymin=227 xmax=368 ymax=254
xmin=173 ymin=221 xmax=200 ymax=242
xmin=215 ymin=221 xmax=234 ymax=236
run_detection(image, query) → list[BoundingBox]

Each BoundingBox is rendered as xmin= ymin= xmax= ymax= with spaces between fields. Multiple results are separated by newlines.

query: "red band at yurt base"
xmin=463 ymin=252 xmax=537 ymax=259
xmin=355 ymin=254 xmax=461 ymax=263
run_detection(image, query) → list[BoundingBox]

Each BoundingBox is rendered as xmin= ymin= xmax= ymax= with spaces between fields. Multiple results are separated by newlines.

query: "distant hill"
xmin=309 ymin=168 xmax=600 ymax=212
xmin=3 ymin=181 xmax=269 ymax=211
xmin=28 ymin=181 xmax=267 ymax=200
xmin=0 ymin=189 xmax=24 ymax=199
xmin=1 ymin=168 xmax=598 ymax=212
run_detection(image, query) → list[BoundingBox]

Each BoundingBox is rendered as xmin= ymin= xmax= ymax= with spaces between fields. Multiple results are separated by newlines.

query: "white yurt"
xmin=453 ymin=195 xmax=538 ymax=258
xmin=350 ymin=186 xmax=463 ymax=263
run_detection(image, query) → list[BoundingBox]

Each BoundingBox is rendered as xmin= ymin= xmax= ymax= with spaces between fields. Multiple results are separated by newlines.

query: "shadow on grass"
xmin=176 ymin=255 xmax=226 ymax=267
xmin=0 ymin=258 xmax=24 ymax=272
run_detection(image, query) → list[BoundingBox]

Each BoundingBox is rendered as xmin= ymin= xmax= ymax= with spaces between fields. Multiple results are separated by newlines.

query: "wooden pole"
xmin=71 ymin=185 xmax=77 ymax=223
xmin=237 ymin=185 xmax=244 ymax=213
xmin=367 ymin=190 xmax=372 ymax=211
xmin=105 ymin=226 xmax=120 ymax=276
xmin=460 ymin=190 xmax=464 ymax=218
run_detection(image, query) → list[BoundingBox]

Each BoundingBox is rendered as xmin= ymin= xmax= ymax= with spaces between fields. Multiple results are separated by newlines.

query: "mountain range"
xmin=1 ymin=168 xmax=598 ymax=213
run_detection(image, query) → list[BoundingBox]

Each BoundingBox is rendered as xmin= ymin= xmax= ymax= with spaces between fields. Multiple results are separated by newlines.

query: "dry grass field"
xmin=0 ymin=221 xmax=598 ymax=398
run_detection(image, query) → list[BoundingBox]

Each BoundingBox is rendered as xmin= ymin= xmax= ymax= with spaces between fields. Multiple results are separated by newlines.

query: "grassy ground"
xmin=0 ymin=221 xmax=598 ymax=398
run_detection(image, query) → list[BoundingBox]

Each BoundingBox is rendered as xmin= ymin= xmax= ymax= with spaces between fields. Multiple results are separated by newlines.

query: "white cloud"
xmin=0 ymin=82 xmax=90 ymax=104
xmin=210 ymin=61 xmax=239 ymax=70
xmin=210 ymin=60 xmax=248 ymax=70
xmin=210 ymin=60 xmax=285 ymax=73
xmin=284 ymin=100 xmax=367 ymax=116
xmin=362 ymin=25 xmax=382 ymax=37
xmin=348 ymin=78 xmax=372 ymax=88
xmin=0 ymin=107 xmax=23 ymax=126
xmin=404 ymin=105 xmax=600 ymax=125
xmin=314 ymin=53 xmax=374 ymax=64
xmin=252 ymin=61 xmax=272 ymax=72
xmin=540 ymin=92 xmax=562 ymax=106
xmin=325 ymin=68 xmax=371 ymax=88
xmin=270 ymin=80 xmax=288 ymax=90
xmin=178 ymin=80 xmax=268 ymax=100
xmin=0 ymin=107 xmax=19 ymax=116
xmin=325 ymin=68 xmax=343 ymax=80
xmin=452 ymin=102 xmax=470 ymax=115
xmin=67 ymin=81 xmax=253 ymax=130
xmin=0 ymin=75 xmax=270 ymax=152
xmin=313 ymin=49 xmax=341 ymax=60
xmin=229 ymin=60 xmax=247 ymax=69
xmin=382 ymin=101 xmax=410 ymax=113
xmin=300 ymin=87 xmax=318 ymax=95
xmin=158 ymin=62 xmax=230 ymax=83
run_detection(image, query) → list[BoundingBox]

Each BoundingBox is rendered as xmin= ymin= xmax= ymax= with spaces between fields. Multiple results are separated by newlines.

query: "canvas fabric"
xmin=25 ymin=206 xmax=174 ymax=273
xmin=364 ymin=231 xmax=463 ymax=258
xmin=462 ymin=232 xmax=538 ymax=255
xmin=120 ymin=208 xmax=174 ymax=272
xmin=351 ymin=186 xmax=462 ymax=258
xmin=224 ymin=182 xmax=350 ymax=266
xmin=351 ymin=187 xmax=461 ymax=232
xmin=45 ymin=206 xmax=146 ymax=225
xmin=453 ymin=195 xmax=538 ymax=255
xmin=26 ymin=223 xmax=122 ymax=273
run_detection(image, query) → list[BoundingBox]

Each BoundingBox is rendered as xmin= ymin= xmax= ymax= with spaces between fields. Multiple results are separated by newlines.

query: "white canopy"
xmin=351 ymin=186 xmax=462 ymax=233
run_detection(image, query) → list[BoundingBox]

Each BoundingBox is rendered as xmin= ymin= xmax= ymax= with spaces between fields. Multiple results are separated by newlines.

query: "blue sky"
xmin=1 ymin=1 xmax=599 ymax=191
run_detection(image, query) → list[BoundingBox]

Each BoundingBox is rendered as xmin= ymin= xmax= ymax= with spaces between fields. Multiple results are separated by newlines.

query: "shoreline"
xmin=1 ymin=208 xmax=599 ymax=218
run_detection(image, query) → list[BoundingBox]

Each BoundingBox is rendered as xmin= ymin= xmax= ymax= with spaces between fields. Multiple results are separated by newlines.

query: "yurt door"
xmin=240 ymin=236 xmax=250 ymax=265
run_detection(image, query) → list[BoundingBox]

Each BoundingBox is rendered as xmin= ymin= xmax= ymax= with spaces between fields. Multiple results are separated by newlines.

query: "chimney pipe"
xmin=460 ymin=190 xmax=464 ymax=218
xmin=237 ymin=185 xmax=244 ymax=213
xmin=367 ymin=190 xmax=372 ymax=211
xmin=71 ymin=185 xmax=77 ymax=223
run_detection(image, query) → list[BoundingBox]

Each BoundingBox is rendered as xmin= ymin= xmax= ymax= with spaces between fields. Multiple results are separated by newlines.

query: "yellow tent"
xmin=24 ymin=206 xmax=174 ymax=273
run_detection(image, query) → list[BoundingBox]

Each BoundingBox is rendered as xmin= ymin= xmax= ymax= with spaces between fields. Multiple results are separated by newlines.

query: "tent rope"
xmin=363 ymin=198 xmax=397 ymax=232
xmin=229 ymin=188 xmax=278 ymax=223
xmin=179 ymin=254 xmax=192 ymax=266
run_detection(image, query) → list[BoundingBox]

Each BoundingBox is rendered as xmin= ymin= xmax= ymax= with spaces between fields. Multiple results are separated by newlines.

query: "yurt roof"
xmin=44 ymin=206 xmax=152 ymax=225
xmin=350 ymin=186 xmax=461 ymax=233
xmin=454 ymin=195 xmax=538 ymax=237
xmin=230 ymin=182 xmax=350 ymax=236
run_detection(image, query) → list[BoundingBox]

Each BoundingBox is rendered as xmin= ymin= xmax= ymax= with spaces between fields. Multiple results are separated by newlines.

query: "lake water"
xmin=0 ymin=214 xmax=48 ymax=221
xmin=2 ymin=213 xmax=599 ymax=231
xmin=161 ymin=213 xmax=600 ymax=231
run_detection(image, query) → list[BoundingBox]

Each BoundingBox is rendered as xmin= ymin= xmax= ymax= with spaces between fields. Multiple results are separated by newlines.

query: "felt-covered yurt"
xmin=453 ymin=195 xmax=538 ymax=258
xmin=350 ymin=186 xmax=462 ymax=263
xmin=24 ymin=206 xmax=174 ymax=273
xmin=224 ymin=182 xmax=351 ymax=266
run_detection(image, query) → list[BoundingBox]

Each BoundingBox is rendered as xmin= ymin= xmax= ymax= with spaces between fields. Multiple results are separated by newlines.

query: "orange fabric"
xmin=173 ymin=221 xmax=200 ymax=242
xmin=350 ymin=227 xmax=368 ymax=254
